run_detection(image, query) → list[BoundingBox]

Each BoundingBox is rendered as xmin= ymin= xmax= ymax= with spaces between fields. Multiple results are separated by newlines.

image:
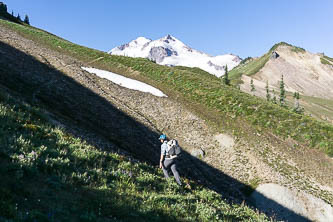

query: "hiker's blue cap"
xmin=159 ymin=134 xmax=166 ymax=140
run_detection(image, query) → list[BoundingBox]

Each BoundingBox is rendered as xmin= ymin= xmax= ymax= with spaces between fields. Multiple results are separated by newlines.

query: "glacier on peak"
xmin=131 ymin=36 xmax=151 ymax=45
xmin=109 ymin=35 xmax=241 ymax=77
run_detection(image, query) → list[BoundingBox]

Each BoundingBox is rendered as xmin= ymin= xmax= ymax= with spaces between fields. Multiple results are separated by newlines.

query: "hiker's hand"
xmin=159 ymin=162 xmax=163 ymax=169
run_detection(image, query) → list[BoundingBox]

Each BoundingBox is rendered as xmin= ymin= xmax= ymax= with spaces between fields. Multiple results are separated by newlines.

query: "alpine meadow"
xmin=1 ymin=1 xmax=333 ymax=222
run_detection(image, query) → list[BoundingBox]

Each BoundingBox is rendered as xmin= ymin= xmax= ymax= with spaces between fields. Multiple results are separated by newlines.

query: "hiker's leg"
xmin=162 ymin=159 xmax=171 ymax=178
xmin=170 ymin=162 xmax=182 ymax=185
xmin=162 ymin=167 xmax=170 ymax=178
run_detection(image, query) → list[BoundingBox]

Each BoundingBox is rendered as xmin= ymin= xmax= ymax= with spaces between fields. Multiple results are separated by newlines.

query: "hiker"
xmin=159 ymin=134 xmax=182 ymax=185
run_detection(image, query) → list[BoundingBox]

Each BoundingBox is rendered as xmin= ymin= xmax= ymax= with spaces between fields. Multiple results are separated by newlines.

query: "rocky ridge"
xmin=241 ymin=45 xmax=333 ymax=100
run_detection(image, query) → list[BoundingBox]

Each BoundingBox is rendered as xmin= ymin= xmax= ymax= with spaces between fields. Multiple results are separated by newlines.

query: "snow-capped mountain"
xmin=109 ymin=35 xmax=241 ymax=77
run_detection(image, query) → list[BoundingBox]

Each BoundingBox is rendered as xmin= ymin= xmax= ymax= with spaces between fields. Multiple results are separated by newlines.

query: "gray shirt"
xmin=161 ymin=141 xmax=168 ymax=155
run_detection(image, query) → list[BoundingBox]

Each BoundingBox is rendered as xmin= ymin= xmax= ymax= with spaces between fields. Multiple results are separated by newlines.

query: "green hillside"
xmin=1 ymin=19 xmax=332 ymax=156
xmin=301 ymin=95 xmax=333 ymax=122
xmin=0 ymin=89 xmax=269 ymax=221
xmin=321 ymin=55 xmax=333 ymax=65
xmin=1 ymin=17 xmax=333 ymax=221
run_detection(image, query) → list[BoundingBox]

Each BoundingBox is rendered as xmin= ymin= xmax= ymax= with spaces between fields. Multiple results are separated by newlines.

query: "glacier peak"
xmin=109 ymin=35 xmax=241 ymax=77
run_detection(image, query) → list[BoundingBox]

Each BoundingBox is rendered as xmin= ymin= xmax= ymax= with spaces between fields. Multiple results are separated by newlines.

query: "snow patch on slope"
xmin=82 ymin=67 xmax=167 ymax=97
xmin=109 ymin=35 xmax=241 ymax=77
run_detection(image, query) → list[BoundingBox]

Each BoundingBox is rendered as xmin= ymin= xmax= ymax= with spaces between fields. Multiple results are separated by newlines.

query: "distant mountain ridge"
xmin=109 ymin=35 xmax=241 ymax=77
xmin=229 ymin=42 xmax=333 ymax=99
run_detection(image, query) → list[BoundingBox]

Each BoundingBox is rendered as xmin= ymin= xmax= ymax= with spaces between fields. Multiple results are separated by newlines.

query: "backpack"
xmin=167 ymin=139 xmax=182 ymax=156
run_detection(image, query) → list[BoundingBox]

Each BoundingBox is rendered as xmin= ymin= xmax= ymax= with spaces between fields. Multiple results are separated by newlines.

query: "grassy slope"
xmin=320 ymin=55 xmax=333 ymax=65
xmin=0 ymin=89 xmax=269 ymax=221
xmin=1 ymin=19 xmax=332 ymax=156
xmin=301 ymin=95 xmax=333 ymax=121
xmin=325 ymin=55 xmax=333 ymax=62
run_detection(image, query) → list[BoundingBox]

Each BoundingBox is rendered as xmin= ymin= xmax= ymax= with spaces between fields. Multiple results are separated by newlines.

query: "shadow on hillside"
xmin=0 ymin=40 xmax=310 ymax=221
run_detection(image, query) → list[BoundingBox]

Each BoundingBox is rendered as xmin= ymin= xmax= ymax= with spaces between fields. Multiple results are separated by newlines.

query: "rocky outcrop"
xmin=250 ymin=183 xmax=333 ymax=222
xmin=148 ymin=46 xmax=177 ymax=63
xmin=232 ymin=55 xmax=242 ymax=63
xmin=271 ymin=51 xmax=279 ymax=59
xmin=190 ymin=148 xmax=205 ymax=158
xmin=117 ymin=43 xmax=129 ymax=51
xmin=207 ymin=60 xmax=225 ymax=71
xmin=214 ymin=134 xmax=235 ymax=149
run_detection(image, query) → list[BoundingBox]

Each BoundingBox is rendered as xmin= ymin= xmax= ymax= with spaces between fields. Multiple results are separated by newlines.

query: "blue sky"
xmin=6 ymin=0 xmax=333 ymax=58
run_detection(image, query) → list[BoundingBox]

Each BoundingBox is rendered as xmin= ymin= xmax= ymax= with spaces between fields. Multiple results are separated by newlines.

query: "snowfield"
xmin=82 ymin=67 xmax=167 ymax=97
xmin=109 ymin=35 xmax=241 ymax=77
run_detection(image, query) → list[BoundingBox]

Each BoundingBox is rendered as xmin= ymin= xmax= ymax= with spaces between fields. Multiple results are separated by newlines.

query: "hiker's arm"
xmin=160 ymin=142 xmax=167 ymax=168
xmin=159 ymin=154 xmax=164 ymax=168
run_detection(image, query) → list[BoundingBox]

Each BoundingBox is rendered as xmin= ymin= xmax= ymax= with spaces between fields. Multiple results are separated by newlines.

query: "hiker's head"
xmin=159 ymin=134 xmax=166 ymax=142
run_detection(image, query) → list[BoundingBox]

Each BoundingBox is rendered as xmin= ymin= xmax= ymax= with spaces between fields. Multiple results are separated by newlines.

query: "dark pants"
xmin=162 ymin=158 xmax=181 ymax=185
